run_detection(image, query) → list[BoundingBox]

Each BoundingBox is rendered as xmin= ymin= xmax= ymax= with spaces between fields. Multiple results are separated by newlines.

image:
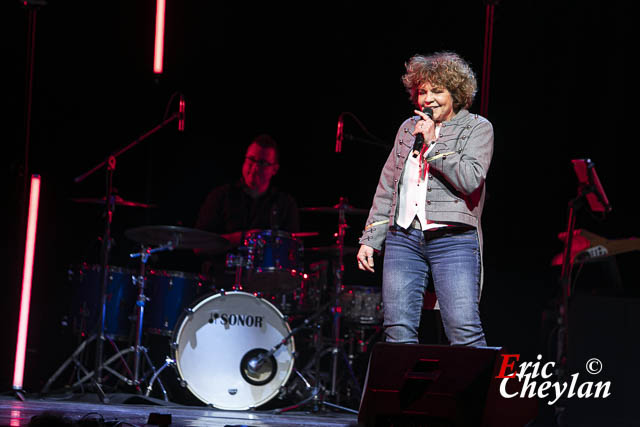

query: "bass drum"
xmin=172 ymin=291 xmax=295 ymax=410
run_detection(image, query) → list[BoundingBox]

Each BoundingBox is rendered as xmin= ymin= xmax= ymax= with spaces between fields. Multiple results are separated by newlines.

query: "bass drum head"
xmin=173 ymin=291 xmax=295 ymax=410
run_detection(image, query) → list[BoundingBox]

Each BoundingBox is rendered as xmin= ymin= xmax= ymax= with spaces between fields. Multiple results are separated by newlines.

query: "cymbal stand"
xmin=329 ymin=197 xmax=349 ymax=397
xmin=45 ymin=155 xmax=118 ymax=401
xmin=305 ymin=197 xmax=360 ymax=410
xmin=92 ymin=156 xmax=117 ymax=399
xmin=65 ymin=97 xmax=183 ymax=401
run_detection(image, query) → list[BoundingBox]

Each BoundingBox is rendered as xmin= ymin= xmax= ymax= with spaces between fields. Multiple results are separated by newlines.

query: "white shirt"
xmin=396 ymin=125 xmax=448 ymax=231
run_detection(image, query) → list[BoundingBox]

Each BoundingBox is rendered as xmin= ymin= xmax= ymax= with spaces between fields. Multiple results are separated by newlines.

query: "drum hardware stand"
xmin=297 ymin=197 xmax=363 ymax=411
xmin=40 ymin=334 xmax=100 ymax=396
xmin=263 ymin=303 xmax=356 ymax=415
xmin=41 ymin=245 xmax=172 ymax=398
xmin=274 ymin=367 xmax=357 ymax=415
xmin=40 ymin=333 xmax=167 ymax=400
xmin=41 ymin=153 xmax=119 ymax=401
xmin=243 ymin=301 xmax=332 ymax=380
xmin=305 ymin=342 xmax=362 ymax=408
xmin=552 ymin=160 xmax=611 ymax=426
xmin=60 ymin=97 xmax=183 ymax=402
xmin=144 ymin=356 xmax=175 ymax=400
xmin=128 ymin=242 xmax=174 ymax=386
xmin=346 ymin=323 xmax=382 ymax=358
xmin=327 ymin=197 xmax=349 ymax=399
xmin=273 ymin=370 xmax=323 ymax=415
xmin=226 ymin=241 xmax=254 ymax=290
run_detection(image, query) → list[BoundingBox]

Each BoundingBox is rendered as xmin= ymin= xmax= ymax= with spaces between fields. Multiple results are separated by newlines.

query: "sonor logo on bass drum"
xmin=209 ymin=312 xmax=264 ymax=328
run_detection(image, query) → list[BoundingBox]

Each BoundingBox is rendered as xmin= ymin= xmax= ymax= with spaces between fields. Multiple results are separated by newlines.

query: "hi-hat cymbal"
xmin=305 ymin=245 xmax=358 ymax=256
xmin=301 ymin=196 xmax=369 ymax=215
xmin=71 ymin=195 xmax=156 ymax=208
xmin=291 ymin=231 xmax=320 ymax=238
xmin=125 ymin=225 xmax=229 ymax=251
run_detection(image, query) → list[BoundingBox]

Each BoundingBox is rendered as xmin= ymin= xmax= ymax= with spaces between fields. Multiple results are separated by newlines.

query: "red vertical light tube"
xmin=178 ymin=95 xmax=185 ymax=131
xmin=13 ymin=174 xmax=41 ymax=391
xmin=480 ymin=2 xmax=496 ymax=117
xmin=153 ymin=0 xmax=166 ymax=74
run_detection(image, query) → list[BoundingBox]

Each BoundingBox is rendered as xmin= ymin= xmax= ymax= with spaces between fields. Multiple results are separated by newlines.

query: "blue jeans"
xmin=382 ymin=226 xmax=486 ymax=346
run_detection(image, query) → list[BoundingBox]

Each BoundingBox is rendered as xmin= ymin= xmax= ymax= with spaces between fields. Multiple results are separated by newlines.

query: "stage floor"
xmin=0 ymin=394 xmax=358 ymax=427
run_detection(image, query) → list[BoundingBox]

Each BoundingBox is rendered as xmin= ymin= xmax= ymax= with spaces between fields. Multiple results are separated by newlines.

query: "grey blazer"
xmin=359 ymin=109 xmax=494 ymax=251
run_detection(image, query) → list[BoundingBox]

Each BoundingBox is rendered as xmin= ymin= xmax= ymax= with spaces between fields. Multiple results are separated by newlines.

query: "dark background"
xmin=3 ymin=0 xmax=637 ymax=404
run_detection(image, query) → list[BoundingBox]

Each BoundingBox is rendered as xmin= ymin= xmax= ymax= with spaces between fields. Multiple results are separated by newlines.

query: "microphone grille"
xmin=422 ymin=107 xmax=434 ymax=118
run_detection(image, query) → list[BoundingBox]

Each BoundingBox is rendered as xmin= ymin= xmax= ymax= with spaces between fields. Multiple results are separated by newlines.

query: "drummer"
xmin=194 ymin=134 xmax=300 ymax=274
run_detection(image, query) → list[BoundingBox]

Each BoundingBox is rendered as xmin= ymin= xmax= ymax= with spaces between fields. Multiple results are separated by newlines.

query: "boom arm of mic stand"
xmin=253 ymin=301 xmax=333 ymax=368
xmin=74 ymin=112 xmax=180 ymax=184
xmin=343 ymin=133 xmax=390 ymax=150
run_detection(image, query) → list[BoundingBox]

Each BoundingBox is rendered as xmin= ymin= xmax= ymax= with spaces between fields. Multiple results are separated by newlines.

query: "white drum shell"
xmin=173 ymin=291 xmax=295 ymax=410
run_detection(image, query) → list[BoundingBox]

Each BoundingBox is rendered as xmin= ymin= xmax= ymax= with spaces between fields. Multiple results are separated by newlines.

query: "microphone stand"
xmin=336 ymin=111 xmax=389 ymax=152
xmin=248 ymin=301 xmax=332 ymax=374
xmin=556 ymin=188 xmax=596 ymax=376
xmin=73 ymin=112 xmax=181 ymax=184
xmin=555 ymin=160 xmax=611 ymax=386
xmin=42 ymin=107 xmax=182 ymax=401
xmin=258 ymin=300 xmax=357 ymax=415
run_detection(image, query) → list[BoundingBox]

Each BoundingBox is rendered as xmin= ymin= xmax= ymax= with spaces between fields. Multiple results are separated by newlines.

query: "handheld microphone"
xmin=335 ymin=114 xmax=344 ymax=153
xmin=178 ymin=94 xmax=185 ymax=132
xmin=411 ymin=107 xmax=433 ymax=158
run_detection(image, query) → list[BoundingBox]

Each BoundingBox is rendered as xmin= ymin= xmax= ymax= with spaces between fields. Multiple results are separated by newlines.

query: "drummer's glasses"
xmin=245 ymin=156 xmax=277 ymax=168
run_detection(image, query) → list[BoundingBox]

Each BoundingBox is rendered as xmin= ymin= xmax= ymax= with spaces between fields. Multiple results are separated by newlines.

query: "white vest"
xmin=396 ymin=126 xmax=447 ymax=231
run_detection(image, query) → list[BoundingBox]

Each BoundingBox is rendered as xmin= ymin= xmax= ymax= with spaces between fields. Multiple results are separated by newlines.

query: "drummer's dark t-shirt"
xmin=195 ymin=180 xmax=300 ymax=236
xmin=194 ymin=180 xmax=300 ymax=282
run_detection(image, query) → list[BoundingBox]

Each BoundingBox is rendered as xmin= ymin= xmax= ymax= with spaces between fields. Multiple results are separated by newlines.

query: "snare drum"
xmin=172 ymin=291 xmax=295 ymax=410
xmin=339 ymin=286 xmax=384 ymax=325
xmin=229 ymin=229 xmax=304 ymax=292
xmin=69 ymin=264 xmax=136 ymax=340
xmin=143 ymin=270 xmax=214 ymax=336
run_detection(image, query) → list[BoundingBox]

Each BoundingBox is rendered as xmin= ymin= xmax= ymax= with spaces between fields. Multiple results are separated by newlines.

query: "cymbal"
xmin=300 ymin=204 xmax=368 ymax=215
xmin=71 ymin=195 xmax=157 ymax=208
xmin=291 ymin=231 xmax=320 ymax=238
xmin=125 ymin=225 xmax=230 ymax=251
xmin=305 ymin=245 xmax=358 ymax=256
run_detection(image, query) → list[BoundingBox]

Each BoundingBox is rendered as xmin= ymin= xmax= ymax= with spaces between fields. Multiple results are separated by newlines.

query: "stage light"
xmin=10 ymin=409 xmax=21 ymax=427
xmin=153 ymin=0 xmax=166 ymax=74
xmin=13 ymin=174 xmax=41 ymax=391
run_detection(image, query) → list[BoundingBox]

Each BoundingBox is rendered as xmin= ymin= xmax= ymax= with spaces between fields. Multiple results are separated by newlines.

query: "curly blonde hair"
xmin=402 ymin=52 xmax=477 ymax=112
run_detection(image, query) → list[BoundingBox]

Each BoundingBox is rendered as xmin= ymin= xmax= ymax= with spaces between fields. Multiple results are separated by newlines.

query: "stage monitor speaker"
xmin=358 ymin=343 xmax=537 ymax=427
xmin=566 ymin=294 xmax=640 ymax=426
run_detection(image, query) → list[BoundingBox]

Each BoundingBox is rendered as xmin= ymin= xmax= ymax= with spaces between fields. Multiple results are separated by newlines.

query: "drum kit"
xmin=42 ymin=195 xmax=384 ymax=413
